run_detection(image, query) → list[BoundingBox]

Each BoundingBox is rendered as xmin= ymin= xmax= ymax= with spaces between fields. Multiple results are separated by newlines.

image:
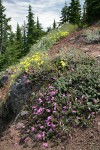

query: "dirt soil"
xmin=0 ymin=116 xmax=100 ymax=150
xmin=48 ymin=29 xmax=100 ymax=57
xmin=0 ymin=27 xmax=100 ymax=150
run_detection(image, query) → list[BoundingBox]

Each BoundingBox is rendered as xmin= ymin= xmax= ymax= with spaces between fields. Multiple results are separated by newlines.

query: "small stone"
xmin=0 ymin=75 xmax=8 ymax=87
xmin=89 ymin=133 xmax=94 ymax=138
xmin=97 ymin=122 xmax=100 ymax=132
xmin=69 ymin=37 xmax=75 ymax=41
xmin=31 ymin=92 xmax=35 ymax=96
xmin=82 ymin=47 xmax=89 ymax=52
xmin=20 ymin=111 xmax=29 ymax=117
xmin=96 ymin=46 xmax=100 ymax=50
xmin=61 ymin=146 xmax=65 ymax=149
xmin=80 ymin=139 xmax=83 ymax=142
xmin=96 ymin=55 xmax=100 ymax=58
xmin=98 ymin=122 xmax=100 ymax=126
xmin=16 ymin=122 xmax=25 ymax=129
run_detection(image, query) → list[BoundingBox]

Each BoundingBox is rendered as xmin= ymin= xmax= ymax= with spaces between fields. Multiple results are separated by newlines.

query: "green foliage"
xmin=84 ymin=28 xmax=100 ymax=43
xmin=60 ymin=2 xmax=69 ymax=25
xmin=27 ymin=49 xmax=100 ymax=145
xmin=27 ymin=5 xmax=36 ymax=50
xmin=46 ymin=26 xmax=52 ymax=33
xmin=52 ymin=19 xmax=57 ymax=29
xmin=0 ymin=24 xmax=76 ymax=78
xmin=0 ymin=0 xmax=11 ymax=53
xmin=69 ymin=0 xmax=81 ymax=25
xmin=0 ymin=4 xmax=46 ymax=72
xmin=60 ymin=0 xmax=81 ymax=26
xmin=22 ymin=21 xmax=28 ymax=55
xmin=16 ymin=23 xmax=24 ymax=58
xmin=36 ymin=17 xmax=46 ymax=40
xmin=29 ymin=24 xmax=77 ymax=55
xmin=85 ymin=0 xmax=100 ymax=24
xmin=16 ymin=23 xmax=22 ymax=42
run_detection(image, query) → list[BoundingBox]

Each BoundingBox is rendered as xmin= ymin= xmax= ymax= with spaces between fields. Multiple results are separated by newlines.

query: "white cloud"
xmin=3 ymin=0 xmax=84 ymax=31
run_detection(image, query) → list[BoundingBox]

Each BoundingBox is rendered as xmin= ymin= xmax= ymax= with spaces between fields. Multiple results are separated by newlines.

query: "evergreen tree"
xmin=47 ymin=26 xmax=52 ymax=33
xmin=60 ymin=2 xmax=69 ymax=25
xmin=36 ymin=17 xmax=42 ymax=30
xmin=69 ymin=0 xmax=81 ymax=25
xmin=0 ymin=0 xmax=11 ymax=54
xmin=16 ymin=23 xmax=23 ymax=58
xmin=82 ymin=1 xmax=87 ymax=25
xmin=36 ymin=17 xmax=45 ymax=40
xmin=9 ymin=30 xmax=15 ymax=45
xmin=27 ymin=5 xmax=36 ymax=50
xmin=16 ymin=23 xmax=22 ymax=42
xmin=0 ymin=29 xmax=19 ymax=71
xmin=36 ymin=17 xmax=42 ymax=37
xmin=85 ymin=0 xmax=100 ymax=23
xmin=22 ymin=21 xmax=28 ymax=55
xmin=53 ymin=19 xmax=57 ymax=29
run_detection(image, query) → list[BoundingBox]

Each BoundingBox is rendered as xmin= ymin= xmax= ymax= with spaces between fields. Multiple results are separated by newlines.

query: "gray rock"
xmin=82 ymin=47 xmax=89 ymax=51
xmin=97 ymin=122 xmax=100 ymax=132
xmin=69 ymin=37 xmax=75 ymax=41
xmin=9 ymin=79 xmax=32 ymax=114
xmin=20 ymin=110 xmax=29 ymax=117
xmin=0 ymin=75 xmax=8 ymax=87
xmin=96 ymin=46 xmax=100 ymax=50
xmin=96 ymin=55 xmax=100 ymax=58
xmin=16 ymin=122 xmax=25 ymax=129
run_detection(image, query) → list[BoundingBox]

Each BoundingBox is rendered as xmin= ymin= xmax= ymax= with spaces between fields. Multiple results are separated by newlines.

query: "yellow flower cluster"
xmin=20 ymin=52 xmax=48 ymax=72
xmin=60 ymin=31 xmax=69 ymax=38
xmin=50 ymin=31 xmax=69 ymax=42
xmin=60 ymin=60 xmax=66 ymax=67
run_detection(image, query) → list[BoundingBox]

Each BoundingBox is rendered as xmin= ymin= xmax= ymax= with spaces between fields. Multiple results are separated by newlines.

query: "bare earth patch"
xmin=48 ymin=29 xmax=100 ymax=58
xmin=0 ymin=115 xmax=100 ymax=150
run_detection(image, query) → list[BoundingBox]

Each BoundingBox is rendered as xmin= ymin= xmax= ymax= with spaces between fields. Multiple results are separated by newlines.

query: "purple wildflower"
xmin=72 ymin=110 xmax=76 ymax=113
xmin=43 ymin=143 xmax=48 ymax=148
xmin=51 ymin=96 xmax=55 ymax=101
xmin=47 ymin=116 xmax=52 ymax=120
xmin=38 ymin=98 xmax=43 ymax=103
xmin=46 ymin=109 xmax=51 ymax=113
xmin=38 ymin=134 xmax=42 ymax=139
xmin=31 ymin=127 xmax=35 ymax=131
xmin=49 ymin=85 xmax=54 ymax=89
xmin=40 ymin=126 xmax=44 ymax=129
xmin=32 ymin=106 xmax=37 ymax=109
xmin=37 ymin=107 xmax=44 ymax=115
xmin=93 ymin=99 xmax=97 ymax=103
xmin=63 ymin=106 xmax=67 ymax=109
xmin=50 ymin=91 xmax=56 ymax=96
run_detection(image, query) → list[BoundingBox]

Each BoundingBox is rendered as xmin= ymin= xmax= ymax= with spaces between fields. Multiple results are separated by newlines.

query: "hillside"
xmin=0 ymin=24 xmax=100 ymax=150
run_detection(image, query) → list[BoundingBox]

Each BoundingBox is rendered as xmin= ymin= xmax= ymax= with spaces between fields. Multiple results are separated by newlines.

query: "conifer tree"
xmin=16 ymin=23 xmax=23 ymax=58
xmin=69 ymin=0 xmax=81 ymax=25
xmin=60 ymin=2 xmax=69 ymax=25
xmin=36 ymin=17 xmax=45 ymax=40
xmin=36 ymin=17 xmax=41 ymax=30
xmin=27 ymin=5 xmax=36 ymax=50
xmin=22 ymin=21 xmax=27 ymax=55
xmin=85 ymin=0 xmax=100 ymax=23
xmin=0 ymin=0 xmax=11 ymax=54
xmin=9 ymin=30 xmax=15 ymax=45
xmin=16 ymin=23 xmax=22 ymax=42
xmin=47 ymin=26 xmax=52 ymax=33
xmin=53 ymin=19 xmax=57 ymax=29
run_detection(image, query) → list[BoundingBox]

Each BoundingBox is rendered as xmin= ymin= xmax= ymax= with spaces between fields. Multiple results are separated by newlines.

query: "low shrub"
xmin=28 ymin=49 xmax=100 ymax=147
xmin=84 ymin=28 xmax=100 ymax=44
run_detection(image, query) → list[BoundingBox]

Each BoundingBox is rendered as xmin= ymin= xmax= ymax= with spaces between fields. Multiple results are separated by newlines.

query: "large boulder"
xmin=9 ymin=79 xmax=32 ymax=114
xmin=0 ymin=75 xmax=8 ymax=88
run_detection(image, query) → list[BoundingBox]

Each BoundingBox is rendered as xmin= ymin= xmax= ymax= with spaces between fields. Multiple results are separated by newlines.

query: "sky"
xmin=3 ymin=0 xmax=85 ymax=31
